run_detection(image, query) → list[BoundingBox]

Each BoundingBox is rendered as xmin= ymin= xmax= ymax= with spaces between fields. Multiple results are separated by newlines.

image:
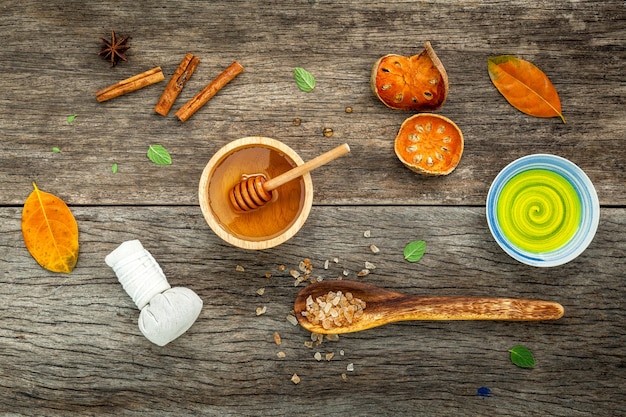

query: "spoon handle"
xmin=263 ymin=143 xmax=350 ymax=191
xmin=389 ymin=296 xmax=564 ymax=322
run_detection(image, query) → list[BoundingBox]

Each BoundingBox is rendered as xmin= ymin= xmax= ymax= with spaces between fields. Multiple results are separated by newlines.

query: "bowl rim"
xmin=198 ymin=136 xmax=314 ymax=250
xmin=486 ymin=153 xmax=600 ymax=267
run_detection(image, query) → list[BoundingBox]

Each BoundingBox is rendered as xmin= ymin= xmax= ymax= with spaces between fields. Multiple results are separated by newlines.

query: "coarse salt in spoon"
xmin=294 ymin=280 xmax=564 ymax=335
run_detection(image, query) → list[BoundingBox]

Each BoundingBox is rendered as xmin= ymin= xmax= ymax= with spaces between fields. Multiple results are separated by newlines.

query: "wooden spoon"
xmin=294 ymin=280 xmax=564 ymax=335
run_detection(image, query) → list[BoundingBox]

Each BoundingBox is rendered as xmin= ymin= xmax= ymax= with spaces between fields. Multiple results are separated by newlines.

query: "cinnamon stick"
xmin=96 ymin=67 xmax=165 ymax=103
xmin=175 ymin=61 xmax=244 ymax=122
xmin=155 ymin=53 xmax=201 ymax=116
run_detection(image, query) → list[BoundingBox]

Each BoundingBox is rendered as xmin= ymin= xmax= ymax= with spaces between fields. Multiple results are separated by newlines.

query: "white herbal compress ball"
xmin=105 ymin=240 xmax=203 ymax=346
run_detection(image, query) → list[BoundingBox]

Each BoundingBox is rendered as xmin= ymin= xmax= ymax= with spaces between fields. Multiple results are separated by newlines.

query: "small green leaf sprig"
xmin=404 ymin=240 xmax=426 ymax=262
xmin=147 ymin=145 xmax=172 ymax=165
xmin=294 ymin=67 xmax=316 ymax=92
xmin=509 ymin=345 xmax=536 ymax=368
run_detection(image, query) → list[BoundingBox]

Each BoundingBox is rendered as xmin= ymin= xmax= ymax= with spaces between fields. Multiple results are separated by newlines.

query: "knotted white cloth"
xmin=105 ymin=240 xmax=203 ymax=346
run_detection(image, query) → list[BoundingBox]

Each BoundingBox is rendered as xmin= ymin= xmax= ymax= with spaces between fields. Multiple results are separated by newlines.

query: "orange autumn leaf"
xmin=488 ymin=55 xmax=565 ymax=123
xmin=21 ymin=182 xmax=79 ymax=273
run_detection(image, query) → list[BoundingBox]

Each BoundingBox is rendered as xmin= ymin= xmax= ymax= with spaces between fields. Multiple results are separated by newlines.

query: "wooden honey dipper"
xmin=229 ymin=143 xmax=350 ymax=212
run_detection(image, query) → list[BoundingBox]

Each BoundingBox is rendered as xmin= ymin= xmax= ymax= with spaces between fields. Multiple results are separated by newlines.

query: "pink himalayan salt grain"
xmin=302 ymin=290 xmax=366 ymax=330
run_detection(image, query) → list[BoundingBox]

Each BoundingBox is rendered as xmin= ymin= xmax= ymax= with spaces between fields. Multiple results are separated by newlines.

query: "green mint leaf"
xmin=147 ymin=145 xmax=172 ymax=165
xmin=67 ymin=114 xmax=77 ymax=123
xmin=403 ymin=240 xmax=426 ymax=262
xmin=111 ymin=163 xmax=118 ymax=173
xmin=52 ymin=147 xmax=61 ymax=153
xmin=294 ymin=67 xmax=316 ymax=92
xmin=509 ymin=345 xmax=536 ymax=368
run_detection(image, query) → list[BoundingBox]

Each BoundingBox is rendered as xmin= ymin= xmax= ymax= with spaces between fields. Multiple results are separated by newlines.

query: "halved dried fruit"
xmin=371 ymin=41 xmax=448 ymax=111
xmin=394 ymin=113 xmax=463 ymax=176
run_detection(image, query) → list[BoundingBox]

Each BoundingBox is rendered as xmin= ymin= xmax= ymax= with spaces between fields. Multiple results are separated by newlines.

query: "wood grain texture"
xmin=0 ymin=0 xmax=623 ymax=206
xmin=0 ymin=0 xmax=624 ymax=416
xmin=1 ymin=206 xmax=625 ymax=416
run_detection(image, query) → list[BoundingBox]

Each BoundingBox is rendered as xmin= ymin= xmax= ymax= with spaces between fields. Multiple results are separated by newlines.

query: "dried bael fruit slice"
xmin=371 ymin=41 xmax=448 ymax=111
xmin=394 ymin=113 xmax=463 ymax=176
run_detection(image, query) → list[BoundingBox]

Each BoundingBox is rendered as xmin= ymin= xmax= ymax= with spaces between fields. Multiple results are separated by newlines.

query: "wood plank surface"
xmin=0 ymin=0 xmax=624 ymax=416
xmin=1 ymin=206 xmax=625 ymax=416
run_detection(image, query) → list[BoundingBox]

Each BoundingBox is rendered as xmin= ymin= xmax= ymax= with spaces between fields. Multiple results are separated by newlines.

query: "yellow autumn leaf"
xmin=21 ymin=182 xmax=79 ymax=273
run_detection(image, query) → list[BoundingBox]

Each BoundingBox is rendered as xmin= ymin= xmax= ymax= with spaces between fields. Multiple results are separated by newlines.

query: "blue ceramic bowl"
xmin=486 ymin=154 xmax=599 ymax=267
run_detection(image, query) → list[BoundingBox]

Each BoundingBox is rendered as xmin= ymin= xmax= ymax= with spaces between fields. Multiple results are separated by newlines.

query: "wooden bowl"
xmin=198 ymin=137 xmax=314 ymax=250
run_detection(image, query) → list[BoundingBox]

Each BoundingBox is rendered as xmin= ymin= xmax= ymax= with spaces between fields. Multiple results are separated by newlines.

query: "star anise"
xmin=99 ymin=30 xmax=130 ymax=67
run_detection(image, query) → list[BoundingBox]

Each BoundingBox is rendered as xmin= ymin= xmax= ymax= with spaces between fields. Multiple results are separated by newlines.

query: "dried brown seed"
xmin=322 ymin=127 xmax=334 ymax=137
xmin=291 ymin=373 xmax=301 ymax=384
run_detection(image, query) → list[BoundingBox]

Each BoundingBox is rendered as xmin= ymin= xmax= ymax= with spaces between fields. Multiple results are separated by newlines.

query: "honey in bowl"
xmin=209 ymin=146 xmax=304 ymax=239
xmin=199 ymin=137 xmax=314 ymax=250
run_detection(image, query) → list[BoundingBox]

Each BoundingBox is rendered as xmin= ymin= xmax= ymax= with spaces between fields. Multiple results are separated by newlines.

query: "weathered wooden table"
xmin=1 ymin=1 xmax=624 ymax=416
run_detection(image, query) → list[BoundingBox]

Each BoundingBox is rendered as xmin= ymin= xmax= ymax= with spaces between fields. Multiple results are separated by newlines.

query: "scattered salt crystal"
xmin=291 ymin=373 xmax=300 ymax=384
xmin=326 ymin=334 xmax=339 ymax=342
xmin=304 ymin=341 xmax=313 ymax=348
xmin=324 ymin=260 xmax=329 ymax=270
xmin=341 ymin=373 xmax=348 ymax=381
xmin=286 ymin=314 xmax=299 ymax=326
xmin=347 ymin=363 xmax=354 ymax=372
xmin=325 ymin=352 xmax=335 ymax=361
xmin=256 ymin=287 xmax=265 ymax=296
xmin=369 ymin=244 xmax=380 ymax=254
xmin=342 ymin=270 xmax=349 ymax=276
xmin=339 ymin=349 xmax=345 ymax=356
xmin=357 ymin=269 xmax=369 ymax=277
xmin=364 ymin=230 xmax=371 ymax=238
xmin=365 ymin=261 xmax=376 ymax=270
xmin=290 ymin=269 xmax=300 ymax=278
xmin=277 ymin=351 xmax=286 ymax=358
xmin=235 ymin=265 xmax=245 ymax=272
xmin=314 ymin=352 xmax=322 ymax=361
xmin=333 ymin=258 xmax=339 ymax=263
xmin=256 ymin=306 xmax=267 ymax=316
